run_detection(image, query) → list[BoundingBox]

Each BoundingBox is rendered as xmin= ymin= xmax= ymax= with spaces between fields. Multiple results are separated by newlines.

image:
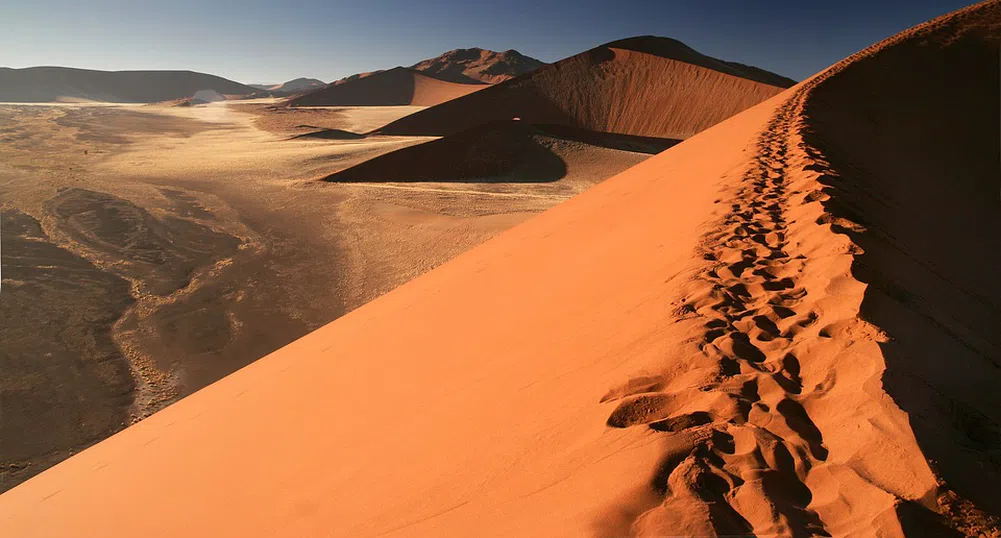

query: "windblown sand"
xmin=2 ymin=2 xmax=999 ymax=536
xmin=0 ymin=101 xmax=649 ymax=492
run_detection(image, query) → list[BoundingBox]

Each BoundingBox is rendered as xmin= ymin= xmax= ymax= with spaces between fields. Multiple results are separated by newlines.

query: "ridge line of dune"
xmin=600 ymin=84 xmax=923 ymax=535
xmin=598 ymin=2 xmax=1001 ymax=534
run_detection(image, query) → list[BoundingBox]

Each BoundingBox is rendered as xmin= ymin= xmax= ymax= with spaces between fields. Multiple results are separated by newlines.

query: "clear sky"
xmin=0 ymin=0 xmax=977 ymax=84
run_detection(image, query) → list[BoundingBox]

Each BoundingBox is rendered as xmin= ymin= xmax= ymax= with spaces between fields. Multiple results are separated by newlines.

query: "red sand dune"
xmin=410 ymin=48 xmax=546 ymax=84
xmin=287 ymin=67 xmax=486 ymax=107
xmin=376 ymin=36 xmax=795 ymax=139
xmin=1 ymin=3 xmax=999 ymax=537
xmin=0 ymin=67 xmax=257 ymax=103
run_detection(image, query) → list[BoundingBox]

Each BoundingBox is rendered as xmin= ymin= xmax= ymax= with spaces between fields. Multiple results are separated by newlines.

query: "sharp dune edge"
xmin=2 ymin=4 xmax=1000 ymax=538
xmin=287 ymin=67 xmax=487 ymax=107
xmin=377 ymin=37 xmax=794 ymax=139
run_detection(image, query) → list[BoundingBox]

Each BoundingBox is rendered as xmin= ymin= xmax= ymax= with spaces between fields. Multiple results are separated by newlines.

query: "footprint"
xmin=649 ymin=411 xmax=714 ymax=433
xmin=607 ymin=393 xmax=675 ymax=428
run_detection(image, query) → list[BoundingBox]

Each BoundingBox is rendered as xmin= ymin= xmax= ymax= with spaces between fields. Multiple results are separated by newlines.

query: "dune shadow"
xmin=802 ymin=15 xmax=1001 ymax=521
xmin=325 ymin=121 xmax=569 ymax=183
xmin=533 ymin=124 xmax=680 ymax=154
xmin=326 ymin=120 xmax=677 ymax=184
xmin=290 ymin=128 xmax=365 ymax=141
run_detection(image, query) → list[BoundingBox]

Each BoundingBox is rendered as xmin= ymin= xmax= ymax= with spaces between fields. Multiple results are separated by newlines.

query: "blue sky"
xmin=0 ymin=0 xmax=976 ymax=84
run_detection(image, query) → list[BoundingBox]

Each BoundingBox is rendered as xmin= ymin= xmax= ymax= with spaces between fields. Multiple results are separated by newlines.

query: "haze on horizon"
xmin=0 ymin=0 xmax=975 ymax=84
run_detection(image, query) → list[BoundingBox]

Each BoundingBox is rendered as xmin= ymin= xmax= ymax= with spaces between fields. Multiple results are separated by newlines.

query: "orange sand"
xmin=378 ymin=36 xmax=793 ymax=139
xmin=1 ymin=2 xmax=999 ymax=536
xmin=288 ymin=67 xmax=486 ymax=107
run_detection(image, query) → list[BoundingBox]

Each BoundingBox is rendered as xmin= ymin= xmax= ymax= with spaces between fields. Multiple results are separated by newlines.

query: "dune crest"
xmin=604 ymin=2 xmax=1001 ymax=535
xmin=287 ymin=67 xmax=486 ymax=107
xmin=377 ymin=36 xmax=794 ymax=139
xmin=0 ymin=3 xmax=998 ymax=537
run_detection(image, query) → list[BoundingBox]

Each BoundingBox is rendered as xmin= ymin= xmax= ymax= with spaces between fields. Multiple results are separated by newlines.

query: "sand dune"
xmin=410 ymin=47 xmax=545 ymax=83
xmin=288 ymin=67 xmax=486 ymax=107
xmin=257 ymin=77 xmax=326 ymax=93
xmin=326 ymin=120 xmax=675 ymax=184
xmin=377 ymin=36 xmax=794 ymax=139
xmin=0 ymin=67 xmax=257 ymax=103
xmin=1 ymin=3 xmax=999 ymax=537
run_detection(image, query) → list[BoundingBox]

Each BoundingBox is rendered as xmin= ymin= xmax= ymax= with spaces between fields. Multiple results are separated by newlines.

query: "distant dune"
xmin=410 ymin=48 xmax=545 ymax=84
xmin=251 ymin=77 xmax=326 ymax=93
xmin=292 ymin=47 xmax=543 ymax=107
xmin=2 ymin=3 xmax=1000 ymax=537
xmin=0 ymin=67 xmax=257 ymax=103
xmin=287 ymin=67 xmax=486 ymax=107
xmin=377 ymin=36 xmax=794 ymax=139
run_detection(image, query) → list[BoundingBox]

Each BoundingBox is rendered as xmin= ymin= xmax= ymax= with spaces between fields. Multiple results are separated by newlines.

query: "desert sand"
xmin=0 ymin=98 xmax=651 ymax=493
xmin=2 ymin=2 xmax=1000 ymax=537
xmin=288 ymin=67 xmax=487 ymax=107
xmin=377 ymin=36 xmax=794 ymax=139
xmin=326 ymin=120 xmax=667 ymax=185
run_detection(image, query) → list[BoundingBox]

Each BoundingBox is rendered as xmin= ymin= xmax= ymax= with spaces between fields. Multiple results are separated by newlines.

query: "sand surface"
xmin=378 ymin=37 xmax=792 ymax=139
xmin=2 ymin=3 xmax=1000 ymax=536
xmin=0 ymin=101 xmax=649 ymax=492
xmin=288 ymin=67 xmax=487 ymax=107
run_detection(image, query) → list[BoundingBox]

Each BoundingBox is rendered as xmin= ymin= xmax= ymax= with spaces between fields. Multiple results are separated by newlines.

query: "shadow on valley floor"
xmin=324 ymin=121 xmax=678 ymax=184
xmin=290 ymin=128 xmax=365 ymax=141
xmin=0 ymin=209 xmax=134 ymax=491
xmin=54 ymin=107 xmax=211 ymax=145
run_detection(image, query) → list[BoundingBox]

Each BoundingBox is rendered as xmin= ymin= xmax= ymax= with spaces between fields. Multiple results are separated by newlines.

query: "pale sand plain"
xmin=0 ymin=99 xmax=647 ymax=491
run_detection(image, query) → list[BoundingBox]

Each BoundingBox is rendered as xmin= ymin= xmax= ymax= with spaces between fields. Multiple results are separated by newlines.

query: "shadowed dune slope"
xmin=376 ymin=36 xmax=793 ymax=138
xmin=287 ymin=67 xmax=486 ymax=107
xmin=325 ymin=120 xmax=678 ymax=183
xmin=0 ymin=67 xmax=257 ymax=103
xmin=801 ymin=0 xmax=1001 ymax=525
xmin=1 ymin=4 xmax=999 ymax=537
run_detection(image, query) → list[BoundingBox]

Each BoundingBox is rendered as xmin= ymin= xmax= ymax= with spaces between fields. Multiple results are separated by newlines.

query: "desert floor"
xmin=0 ymin=100 xmax=648 ymax=490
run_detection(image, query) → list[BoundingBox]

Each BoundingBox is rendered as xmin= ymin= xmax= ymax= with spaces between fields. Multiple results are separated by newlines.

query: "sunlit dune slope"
xmin=376 ymin=36 xmax=793 ymax=139
xmin=1 ymin=2 xmax=999 ymax=537
xmin=287 ymin=67 xmax=486 ymax=107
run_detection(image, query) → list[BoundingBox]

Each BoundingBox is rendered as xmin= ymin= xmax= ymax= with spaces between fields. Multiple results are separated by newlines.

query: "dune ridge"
xmin=0 ymin=67 xmax=257 ymax=103
xmin=603 ymin=2 xmax=1001 ymax=535
xmin=0 ymin=3 xmax=998 ymax=537
xmin=287 ymin=67 xmax=486 ymax=107
xmin=376 ymin=37 xmax=793 ymax=139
